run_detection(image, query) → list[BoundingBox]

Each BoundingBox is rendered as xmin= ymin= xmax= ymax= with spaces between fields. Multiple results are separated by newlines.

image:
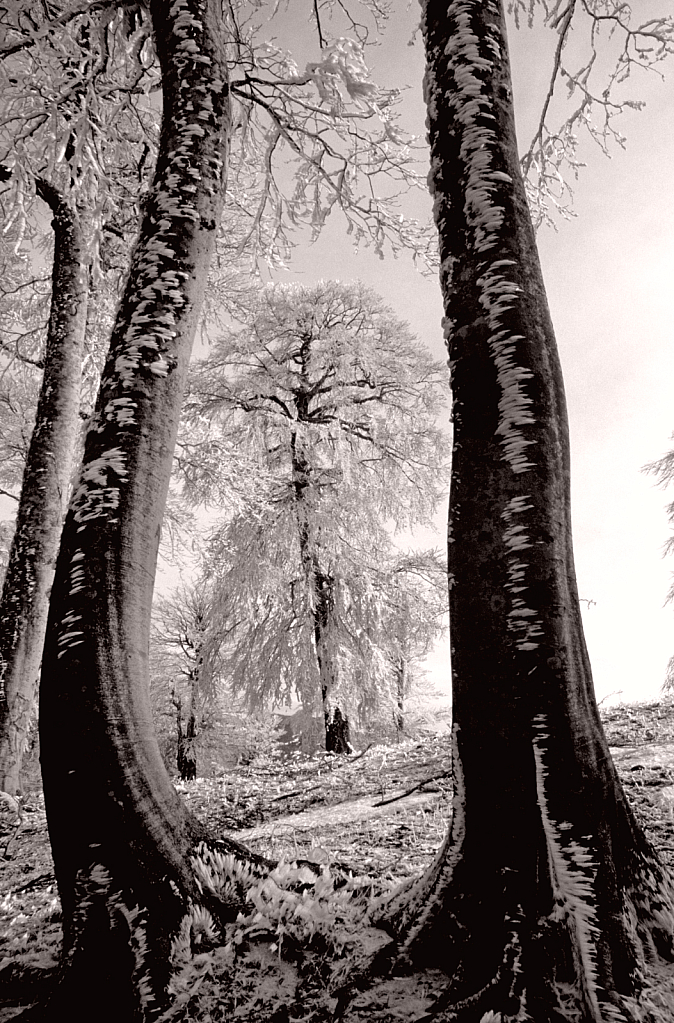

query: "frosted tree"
xmin=378 ymin=549 xmax=448 ymax=736
xmin=0 ymin=181 xmax=88 ymax=796
xmin=183 ymin=280 xmax=449 ymax=752
xmin=511 ymin=0 xmax=674 ymax=229
xmin=0 ymin=2 xmax=159 ymax=796
xmin=33 ymin=1 xmax=264 ymax=1015
xmin=0 ymin=0 xmax=431 ymax=792
xmin=644 ymin=447 xmax=674 ymax=694
xmin=353 ymin=3 xmax=674 ymax=1021
xmin=150 ymin=581 xmax=228 ymax=781
xmin=189 ymin=513 xmax=446 ymax=749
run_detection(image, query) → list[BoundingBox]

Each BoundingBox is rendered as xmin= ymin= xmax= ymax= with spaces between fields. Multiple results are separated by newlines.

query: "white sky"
xmin=252 ymin=3 xmax=674 ymax=707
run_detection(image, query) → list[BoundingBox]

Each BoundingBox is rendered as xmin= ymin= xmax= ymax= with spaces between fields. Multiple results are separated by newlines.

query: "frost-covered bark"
xmin=0 ymin=181 xmax=86 ymax=797
xmin=35 ymin=2 xmax=252 ymax=1018
xmin=291 ymin=431 xmax=352 ymax=754
xmin=371 ymin=3 xmax=674 ymax=1020
xmin=184 ymin=282 xmax=447 ymax=752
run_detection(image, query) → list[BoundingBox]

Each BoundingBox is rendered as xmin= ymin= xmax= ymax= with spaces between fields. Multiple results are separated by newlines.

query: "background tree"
xmin=377 ymin=549 xmax=447 ymax=737
xmin=0 ymin=0 xmax=432 ymax=790
xmin=644 ymin=448 xmax=674 ymax=694
xmin=150 ymin=581 xmax=228 ymax=781
xmin=365 ymin=4 xmax=674 ymax=1021
xmin=183 ymin=280 xmax=449 ymax=752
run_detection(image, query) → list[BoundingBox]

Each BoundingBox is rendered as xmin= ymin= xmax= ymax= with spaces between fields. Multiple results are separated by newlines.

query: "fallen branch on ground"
xmin=373 ymin=770 xmax=451 ymax=807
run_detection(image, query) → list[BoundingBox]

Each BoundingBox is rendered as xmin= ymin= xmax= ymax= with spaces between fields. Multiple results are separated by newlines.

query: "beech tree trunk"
xmin=0 ymin=181 xmax=86 ymax=796
xmin=291 ymin=429 xmax=352 ymax=754
xmin=372 ymin=3 xmax=674 ymax=1020
xmin=35 ymin=3 xmax=257 ymax=1018
xmin=176 ymin=680 xmax=198 ymax=782
xmin=393 ymin=655 xmax=406 ymax=736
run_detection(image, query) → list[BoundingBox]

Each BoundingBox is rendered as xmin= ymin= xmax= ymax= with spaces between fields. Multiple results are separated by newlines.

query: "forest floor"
xmin=3 ymin=697 xmax=674 ymax=1020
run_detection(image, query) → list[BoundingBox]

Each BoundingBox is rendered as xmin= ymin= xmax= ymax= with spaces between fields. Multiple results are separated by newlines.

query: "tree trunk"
xmin=177 ymin=688 xmax=198 ymax=782
xmin=325 ymin=704 xmax=351 ymax=755
xmin=291 ymin=430 xmax=352 ymax=754
xmin=315 ymin=566 xmax=351 ymax=754
xmin=0 ymin=182 xmax=86 ymax=797
xmin=393 ymin=656 xmax=406 ymax=736
xmin=35 ymin=3 xmax=254 ymax=1018
xmin=371 ymin=3 xmax=674 ymax=1020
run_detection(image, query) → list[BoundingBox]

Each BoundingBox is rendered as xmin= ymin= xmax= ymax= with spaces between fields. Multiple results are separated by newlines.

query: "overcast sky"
xmin=255 ymin=3 xmax=674 ymax=707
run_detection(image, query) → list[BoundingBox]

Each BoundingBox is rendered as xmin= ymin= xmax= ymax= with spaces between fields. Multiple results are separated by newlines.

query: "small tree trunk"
xmin=36 ymin=3 xmax=253 ymax=1018
xmin=177 ymin=710 xmax=197 ymax=781
xmin=325 ymin=705 xmax=351 ymax=755
xmin=0 ymin=182 xmax=86 ymax=796
xmin=291 ymin=431 xmax=351 ymax=754
xmin=369 ymin=4 xmax=674 ymax=1020
xmin=393 ymin=656 xmax=406 ymax=736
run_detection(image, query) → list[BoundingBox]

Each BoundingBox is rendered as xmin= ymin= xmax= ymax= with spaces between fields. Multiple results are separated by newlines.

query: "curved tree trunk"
xmin=35 ymin=2 xmax=252 ymax=1018
xmin=0 ymin=182 xmax=86 ymax=797
xmin=370 ymin=3 xmax=674 ymax=1020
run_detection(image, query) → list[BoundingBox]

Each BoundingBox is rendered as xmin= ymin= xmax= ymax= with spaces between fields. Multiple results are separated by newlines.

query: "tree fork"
xmin=358 ymin=2 xmax=674 ymax=1021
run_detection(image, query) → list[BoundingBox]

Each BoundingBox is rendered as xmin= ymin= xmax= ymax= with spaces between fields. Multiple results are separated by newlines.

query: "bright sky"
xmin=256 ymin=3 xmax=674 ymax=708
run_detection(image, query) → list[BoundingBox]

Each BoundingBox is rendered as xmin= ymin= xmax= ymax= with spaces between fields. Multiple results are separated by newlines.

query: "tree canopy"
xmin=181 ymin=280 xmax=449 ymax=748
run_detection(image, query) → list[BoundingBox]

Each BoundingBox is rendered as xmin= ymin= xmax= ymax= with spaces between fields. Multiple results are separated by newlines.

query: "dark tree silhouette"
xmin=360 ymin=4 xmax=674 ymax=1021
xmin=0 ymin=182 xmax=86 ymax=796
xmin=34 ymin=2 xmax=266 ymax=1018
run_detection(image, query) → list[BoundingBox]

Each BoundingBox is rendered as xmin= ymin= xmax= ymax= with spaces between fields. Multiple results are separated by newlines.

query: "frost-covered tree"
xmin=378 ymin=549 xmax=447 ymax=736
xmin=34 ymin=2 xmax=267 ymax=1016
xmin=183 ymin=280 xmax=449 ymax=752
xmin=644 ymin=445 xmax=674 ymax=695
xmin=0 ymin=0 xmax=160 ymax=795
xmin=0 ymin=0 xmax=431 ymax=792
xmin=193 ymin=513 xmax=447 ymax=749
xmin=0 ymin=182 xmax=87 ymax=797
xmin=359 ymin=3 xmax=674 ymax=1021
xmin=150 ymin=581 xmax=228 ymax=781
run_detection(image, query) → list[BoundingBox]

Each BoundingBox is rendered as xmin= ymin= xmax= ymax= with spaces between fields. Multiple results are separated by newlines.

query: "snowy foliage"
xmin=179 ymin=282 xmax=449 ymax=727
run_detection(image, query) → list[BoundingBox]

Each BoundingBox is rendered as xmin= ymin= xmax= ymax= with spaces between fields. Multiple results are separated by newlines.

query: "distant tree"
xmin=644 ymin=445 xmax=674 ymax=694
xmin=184 ymin=281 xmax=449 ymax=752
xmin=150 ymin=581 xmax=226 ymax=781
xmin=195 ymin=512 xmax=446 ymax=748
xmin=378 ymin=549 xmax=448 ymax=736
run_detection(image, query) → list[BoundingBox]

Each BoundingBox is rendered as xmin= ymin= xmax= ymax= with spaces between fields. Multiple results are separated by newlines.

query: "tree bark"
xmin=35 ymin=2 xmax=252 ymax=1018
xmin=291 ymin=429 xmax=351 ymax=754
xmin=177 ymin=684 xmax=198 ymax=782
xmin=394 ymin=655 xmax=406 ymax=736
xmin=0 ymin=181 xmax=86 ymax=797
xmin=372 ymin=3 xmax=674 ymax=1020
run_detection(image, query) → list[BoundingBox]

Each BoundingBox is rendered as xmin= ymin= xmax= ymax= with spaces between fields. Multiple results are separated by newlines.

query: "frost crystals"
xmin=501 ymin=495 xmax=542 ymax=650
xmin=443 ymin=4 xmax=535 ymax=475
xmin=533 ymin=715 xmax=602 ymax=1015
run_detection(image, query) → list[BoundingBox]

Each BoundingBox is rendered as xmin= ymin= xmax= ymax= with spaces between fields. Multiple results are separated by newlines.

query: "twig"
xmin=13 ymin=871 xmax=55 ymax=894
xmin=272 ymin=744 xmax=374 ymax=802
xmin=373 ymin=770 xmax=451 ymax=808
